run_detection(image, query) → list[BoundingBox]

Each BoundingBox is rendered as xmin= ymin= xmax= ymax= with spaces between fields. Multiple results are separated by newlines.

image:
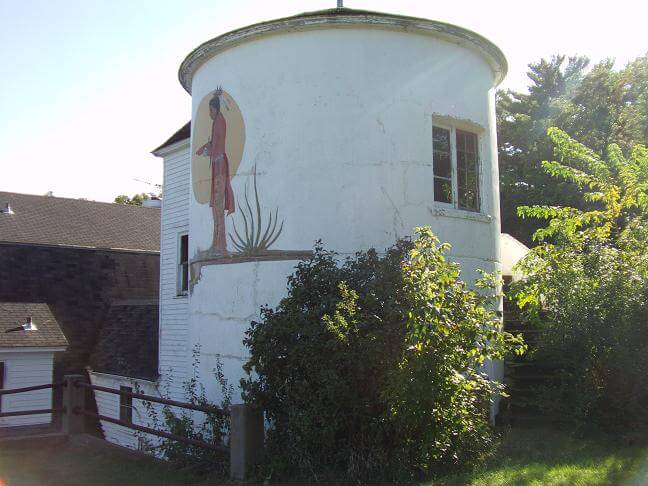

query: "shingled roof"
xmin=0 ymin=191 xmax=160 ymax=252
xmin=0 ymin=302 xmax=68 ymax=348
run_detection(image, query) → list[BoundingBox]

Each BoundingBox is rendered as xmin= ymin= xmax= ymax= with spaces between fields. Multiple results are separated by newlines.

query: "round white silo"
xmin=179 ymin=8 xmax=507 ymax=402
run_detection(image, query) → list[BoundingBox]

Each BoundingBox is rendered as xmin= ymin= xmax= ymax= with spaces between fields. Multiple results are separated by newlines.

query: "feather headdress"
xmin=211 ymin=85 xmax=230 ymax=111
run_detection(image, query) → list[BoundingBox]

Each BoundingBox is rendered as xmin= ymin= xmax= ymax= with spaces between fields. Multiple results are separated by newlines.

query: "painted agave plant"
xmin=229 ymin=165 xmax=284 ymax=255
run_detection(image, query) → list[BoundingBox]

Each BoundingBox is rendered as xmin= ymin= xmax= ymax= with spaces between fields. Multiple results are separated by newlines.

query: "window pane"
xmin=457 ymin=130 xmax=477 ymax=154
xmin=457 ymin=150 xmax=465 ymax=172
xmin=179 ymin=234 xmax=189 ymax=294
xmin=181 ymin=263 xmax=189 ymax=292
xmin=433 ymin=152 xmax=451 ymax=178
xmin=467 ymin=133 xmax=477 ymax=153
xmin=433 ymin=126 xmax=450 ymax=152
xmin=180 ymin=235 xmax=188 ymax=264
xmin=456 ymin=131 xmax=479 ymax=211
xmin=434 ymin=177 xmax=452 ymax=203
xmin=433 ymin=126 xmax=452 ymax=203
xmin=456 ymin=130 xmax=465 ymax=151
xmin=459 ymin=186 xmax=476 ymax=210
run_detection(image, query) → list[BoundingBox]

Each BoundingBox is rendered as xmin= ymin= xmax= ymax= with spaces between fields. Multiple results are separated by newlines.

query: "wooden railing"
xmin=73 ymin=379 xmax=228 ymax=454
xmin=0 ymin=382 xmax=65 ymax=418
xmin=0 ymin=375 xmax=264 ymax=480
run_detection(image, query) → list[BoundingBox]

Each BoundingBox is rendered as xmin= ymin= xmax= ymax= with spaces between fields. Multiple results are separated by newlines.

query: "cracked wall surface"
xmin=183 ymin=26 xmax=502 ymax=404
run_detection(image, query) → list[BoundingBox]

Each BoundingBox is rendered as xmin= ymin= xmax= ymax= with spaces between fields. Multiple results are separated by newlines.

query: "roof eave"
xmin=178 ymin=8 xmax=508 ymax=94
xmin=0 ymin=345 xmax=68 ymax=353
xmin=152 ymin=137 xmax=191 ymax=158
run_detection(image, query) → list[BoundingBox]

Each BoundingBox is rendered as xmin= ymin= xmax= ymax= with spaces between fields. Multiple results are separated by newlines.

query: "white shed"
xmin=0 ymin=302 xmax=68 ymax=428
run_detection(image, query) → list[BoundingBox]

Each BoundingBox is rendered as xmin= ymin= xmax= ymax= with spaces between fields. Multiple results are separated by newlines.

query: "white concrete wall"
xmin=158 ymin=140 xmax=191 ymax=400
xmin=191 ymin=28 xmax=499 ymax=262
xmin=0 ymin=350 xmax=55 ymax=427
xmin=188 ymin=27 xmax=502 ymax=404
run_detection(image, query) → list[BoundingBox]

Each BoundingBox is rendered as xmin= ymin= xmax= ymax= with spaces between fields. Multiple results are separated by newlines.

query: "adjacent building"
xmin=0 ymin=191 xmax=160 ymax=428
xmin=0 ymin=302 xmax=68 ymax=428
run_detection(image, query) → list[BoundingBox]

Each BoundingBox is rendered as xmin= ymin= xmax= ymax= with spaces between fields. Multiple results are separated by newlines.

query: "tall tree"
xmin=512 ymin=128 xmax=648 ymax=428
xmin=497 ymin=54 xmax=648 ymax=243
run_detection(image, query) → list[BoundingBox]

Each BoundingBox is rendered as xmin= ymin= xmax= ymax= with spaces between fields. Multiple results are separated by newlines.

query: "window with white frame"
xmin=177 ymin=233 xmax=189 ymax=295
xmin=433 ymin=125 xmax=480 ymax=212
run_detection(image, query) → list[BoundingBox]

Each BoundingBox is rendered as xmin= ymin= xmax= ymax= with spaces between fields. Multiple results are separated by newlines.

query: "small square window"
xmin=119 ymin=386 xmax=133 ymax=424
xmin=432 ymin=125 xmax=480 ymax=212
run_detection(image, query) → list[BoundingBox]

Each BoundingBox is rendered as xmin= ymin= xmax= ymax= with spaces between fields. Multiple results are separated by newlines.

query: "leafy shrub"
xmin=137 ymin=345 xmax=233 ymax=476
xmin=242 ymin=228 xmax=523 ymax=481
xmin=513 ymin=128 xmax=648 ymax=430
xmin=515 ymin=240 xmax=648 ymax=430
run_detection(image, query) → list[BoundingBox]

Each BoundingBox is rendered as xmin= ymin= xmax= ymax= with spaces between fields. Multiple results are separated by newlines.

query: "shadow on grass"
xmin=0 ymin=440 xmax=226 ymax=486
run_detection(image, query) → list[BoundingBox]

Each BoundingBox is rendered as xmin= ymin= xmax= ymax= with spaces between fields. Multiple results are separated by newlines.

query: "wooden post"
xmin=229 ymin=404 xmax=264 ymax=481
xmin=62 ymin=374 xmax=86 ymax=435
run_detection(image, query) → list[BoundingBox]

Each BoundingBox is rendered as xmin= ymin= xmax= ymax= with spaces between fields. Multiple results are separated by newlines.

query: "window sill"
xmin=428 ymin=206 xmax=492 ymax=224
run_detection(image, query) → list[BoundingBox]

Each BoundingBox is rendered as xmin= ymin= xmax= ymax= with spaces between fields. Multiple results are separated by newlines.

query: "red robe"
xmin=198 ymin=112 xmax=235 ymax=212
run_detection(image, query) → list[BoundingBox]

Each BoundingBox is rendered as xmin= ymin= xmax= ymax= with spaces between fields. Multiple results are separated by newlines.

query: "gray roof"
xmin=0 ymin=302 xmax=68 ymax=348
xmin=0 ymin=191 xmax=160 ymax=252
xmin=152 ymin=121 xmax=190 ymax=154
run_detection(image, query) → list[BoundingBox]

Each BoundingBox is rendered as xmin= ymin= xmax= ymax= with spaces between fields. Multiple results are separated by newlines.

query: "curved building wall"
xmin=186 ymin=25 xmax=502 ymax=403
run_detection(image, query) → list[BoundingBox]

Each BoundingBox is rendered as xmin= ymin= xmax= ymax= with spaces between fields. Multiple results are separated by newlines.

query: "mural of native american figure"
xmin=195 ymin=89 xmax=236 ymax=255
xmin=191 ymin=87 xmax=287 ymax=276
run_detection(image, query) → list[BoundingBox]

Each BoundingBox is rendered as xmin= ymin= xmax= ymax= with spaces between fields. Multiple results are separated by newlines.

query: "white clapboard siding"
xmin=0 ymin=351 xmax=55 ymax=427
xmin=89 ymin=372 xmax=163 ymax=451
xmin=92 ymin=140 xmax=192 ymax=450
xmin=158 ymin=141 xmax=191 ymax=400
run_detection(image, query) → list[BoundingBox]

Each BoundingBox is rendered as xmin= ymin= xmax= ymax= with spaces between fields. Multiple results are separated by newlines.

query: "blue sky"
xmin=1 ymin=0 xmax=646 ymax=202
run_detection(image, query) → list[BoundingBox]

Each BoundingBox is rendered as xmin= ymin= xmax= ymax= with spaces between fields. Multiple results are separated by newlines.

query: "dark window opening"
xmin=119 ymin=386 xmax=133 ymax=424
xmin=178 ymin=234 xmax=189 ymax=295
xmin=0 ymin=362 xmax=4 ymax=412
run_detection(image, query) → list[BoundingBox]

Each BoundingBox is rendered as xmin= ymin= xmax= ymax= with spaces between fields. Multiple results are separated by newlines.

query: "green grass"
xmin=434 ymin=427 xmax=648 ymax=486
xmin=0 ymin=427 xmax=647 ymax=485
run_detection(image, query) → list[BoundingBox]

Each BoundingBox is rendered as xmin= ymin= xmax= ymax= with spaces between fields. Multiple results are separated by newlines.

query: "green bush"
xmin=514 ymin=240 xmax=648 ymax=430
xmin=242 ymin=228 xmax=522 ymax=481
xmin=137 ymin=346 xmax=233 ymax=476
xmin=513 ymin=128 xmax=648 ymax=430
